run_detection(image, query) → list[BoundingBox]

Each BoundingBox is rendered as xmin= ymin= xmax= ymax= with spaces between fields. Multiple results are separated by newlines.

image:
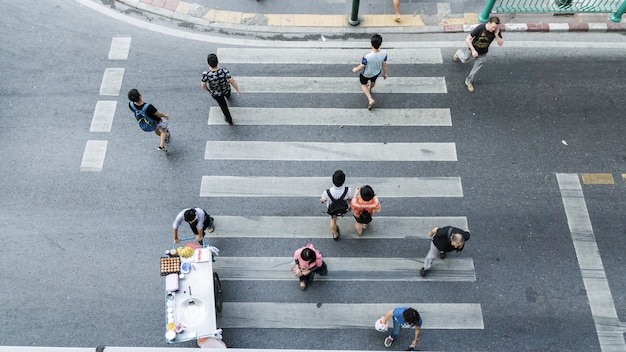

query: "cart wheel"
xmin=213 ymin=272 xmax=223 ymax=312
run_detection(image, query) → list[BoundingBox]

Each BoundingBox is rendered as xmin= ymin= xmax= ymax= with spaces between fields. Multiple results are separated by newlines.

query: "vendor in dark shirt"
xmin=420 ymin=226 xmax=471 ymax=277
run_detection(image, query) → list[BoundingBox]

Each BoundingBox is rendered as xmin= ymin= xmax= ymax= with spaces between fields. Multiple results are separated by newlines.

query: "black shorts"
xmin=359 ymin=73 xmax=379 ymax=85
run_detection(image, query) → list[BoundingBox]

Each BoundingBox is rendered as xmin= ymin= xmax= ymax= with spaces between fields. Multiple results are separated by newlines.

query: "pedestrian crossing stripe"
xmin=214 ymin=256 xmax=475 ymax=282
xmin=208 ymin=107 xmax=452 ymax=126
xmin=235 ymin=76 xmax=447 ymax=94
xmin=216 ymin=48 xmax=443 ymax=65
xmin=90 ymin=100 xmax=117 ymax=133
xmin=99 ymin=68 xmax=124 ymax=96
xmin=204 ymin=216 xmax=467 ymax=239
xmin=80 ymin=140 xmax=108 ymax=172
xmin=200 ymin=176 xmax=463 ymax=197
xmin=108 ymin=37 xmax=131 ymax=60
xmin=204 ymin=141 xmax=457 ymax=161
xmin=218 ymin=303 xmax=484 ymax=329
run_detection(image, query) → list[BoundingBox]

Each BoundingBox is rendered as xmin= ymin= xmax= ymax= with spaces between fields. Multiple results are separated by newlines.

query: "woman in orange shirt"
xmin=350 ymin=185 xmax=381 ymax=236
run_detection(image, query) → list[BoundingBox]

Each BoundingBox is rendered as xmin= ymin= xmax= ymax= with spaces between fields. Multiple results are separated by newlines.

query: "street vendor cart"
xmin=162 ymin=238 xmax=223 ymax=344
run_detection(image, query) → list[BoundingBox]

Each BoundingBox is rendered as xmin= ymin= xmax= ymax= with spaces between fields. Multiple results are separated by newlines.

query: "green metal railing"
xmin=479 ymin=0 xmax=626 ymax=22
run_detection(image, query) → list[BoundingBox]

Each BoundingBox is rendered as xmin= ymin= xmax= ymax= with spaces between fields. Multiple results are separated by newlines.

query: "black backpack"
xmin=357 ymin=210 xmax=372 ymax=224
xmin=326 ymin=187 xmax=349 ymax=216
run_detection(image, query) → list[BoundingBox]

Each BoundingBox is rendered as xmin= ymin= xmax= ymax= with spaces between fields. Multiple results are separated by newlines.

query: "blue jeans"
xmin=390 ymin=320 xmax=402 ymax=339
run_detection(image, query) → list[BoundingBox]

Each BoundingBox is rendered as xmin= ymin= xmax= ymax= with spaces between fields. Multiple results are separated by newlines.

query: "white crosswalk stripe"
xmin=208 ymin=107 xmax=452 ymax=126
xmin=200 ymin=176 xmax=463 ymax=197
xmin=218 ymin=303 xmax=484 ymax=329
xmin=196 ymin=46 xmax=481 ymax=339
xmin=236 ymin=76 xmax=447 ymax=94
xmin=217 ymin=48 xmax=444 ymax=64
xmin=205 ymin=141 xmax=457 ymax=161
xmin=209 ymin=216 xmax=467 ymax=239
xmin=214 ymin=256 xmax=475 ymax=282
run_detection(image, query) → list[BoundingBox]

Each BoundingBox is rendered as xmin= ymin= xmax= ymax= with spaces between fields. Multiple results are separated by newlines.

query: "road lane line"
xmin=214 ymin=256 xmax=475 ymax=282
xmin=204 ymin=141 xmax=457 ymax=161
xmin=205 ymin=216 xmax=467 ymax=239
xmin=99 ymin=68 xmax=125 ymax=96
xmin=108 ymin=37 xmax=132 ymax=60
xmin=217 ymin=48 xmax=443 ymax=64
xmin=80 ymin=140 xmax=108 ymax=172
xmin=580 ymin=173 xmax=615 ymax=185
xmin=218 ymin=303 xmax=483 ymax=329
xmin=557 ymin=173 xmax=626 ymax=352
xmin=236 ymin=76 xmax=447 ymax=94
xmin=200 ymin=176 xmax=463 ymax=197
xmin=208 ymin=107 xmax=452 ymax=126
xmin=89 ymin=101 xmax=117 ymax=133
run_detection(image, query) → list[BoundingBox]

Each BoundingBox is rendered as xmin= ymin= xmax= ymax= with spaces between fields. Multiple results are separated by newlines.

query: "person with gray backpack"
xmin=320 ymin=170 xmax=354 ymax=241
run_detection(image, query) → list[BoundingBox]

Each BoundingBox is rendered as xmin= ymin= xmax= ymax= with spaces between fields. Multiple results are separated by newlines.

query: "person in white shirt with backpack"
xmin=320 ymin=170 xmax=354 ymax=241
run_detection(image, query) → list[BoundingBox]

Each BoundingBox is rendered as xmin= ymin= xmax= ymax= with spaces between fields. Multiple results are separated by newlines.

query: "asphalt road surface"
xmin=1 ymin=0 xmax=625 ymax=351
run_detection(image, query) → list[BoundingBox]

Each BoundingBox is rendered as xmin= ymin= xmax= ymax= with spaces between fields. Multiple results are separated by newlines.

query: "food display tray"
xmin=160 ymin=256 xmax=181 ymax=276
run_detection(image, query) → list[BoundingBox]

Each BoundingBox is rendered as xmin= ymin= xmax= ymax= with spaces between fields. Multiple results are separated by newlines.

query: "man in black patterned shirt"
xmin=201 ymin=53 xmax=241 ymax=125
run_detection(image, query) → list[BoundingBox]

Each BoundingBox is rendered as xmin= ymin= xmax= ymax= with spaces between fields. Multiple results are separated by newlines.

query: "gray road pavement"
xmin=1 ymin=0 xmax=626 ymax=351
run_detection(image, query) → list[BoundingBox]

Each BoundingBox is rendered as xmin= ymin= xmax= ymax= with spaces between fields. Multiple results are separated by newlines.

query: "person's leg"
xmin=360 ymin=84 xmax=375 ymax=106
xmin=299 ymin=273 xmax=309 ymax=290
xmin=188 ymin=223 xmax=204 ymax=245
xmin=330 ymin=216 xmax=339 ymax=239
xmin=423 ymin=241 xmax=440 ymax=271
xmin=393 ymin=0 xmax=401 ymax=20
xmin=354 ymin=217 xmax=363 ymax=236
xmin=359 ymin=74 xmax=375 ymax=108
xmin=158 ymin=129 xmax=167 ymax=149
xmin=203 ymin=213 xmax=215 ymax=233
xmin=466 ymin=54 xmax=487 ymax=85
xmin=213 ymin=95 xmax=234 ymax=125
xmin=455 ymin=47 xmax=472 ymax=63
xmin=155 ymin=120 xmax=169 ymax=149
xmin=390 ymin=320 xmax=401 ymax=340
xmin=385 ymin=320 xmax=401 ymax=346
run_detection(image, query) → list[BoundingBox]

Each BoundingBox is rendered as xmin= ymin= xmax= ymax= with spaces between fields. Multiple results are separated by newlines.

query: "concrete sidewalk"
xmin=118 ymin=0 xmax=625 ymax=34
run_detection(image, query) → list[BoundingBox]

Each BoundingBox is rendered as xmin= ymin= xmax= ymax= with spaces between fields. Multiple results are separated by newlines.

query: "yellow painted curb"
xmin=581 ymin=173 xmax=615 ymax=185
xmin=175 ymin=1 xmax=191 ymax=15
xmin=361 ymin=14 xmax=424 ymax=27
xmin=464 ymin=13 xmax=479 ymax=24
xmin=439 ymin=17 xmax=466 ymax=25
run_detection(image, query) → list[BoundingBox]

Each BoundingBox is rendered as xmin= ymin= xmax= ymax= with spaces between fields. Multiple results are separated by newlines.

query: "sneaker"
xmin=419 ymin=267 xmax=426 ymax=277
xmin=384 ymin=336 xmax=394 ymax=347
xmin=439 ymin=251 xmax=446 ymax=259
xmin=158 ymin=146 xmax=167 ymax=152
xmin=465 ymin=81 xmax=474 ymax=92
xmin=453 ymin=52 xmax=459 ymax=62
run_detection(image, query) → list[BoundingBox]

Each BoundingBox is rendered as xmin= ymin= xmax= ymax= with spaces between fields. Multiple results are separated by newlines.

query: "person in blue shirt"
xmin=379 ymin=307 xmax=422 ymax=349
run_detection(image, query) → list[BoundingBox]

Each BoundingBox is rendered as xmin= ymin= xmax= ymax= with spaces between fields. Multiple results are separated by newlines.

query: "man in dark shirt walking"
xmin=453 ymin=16 xmax=504 ymax=92
xmin=419 ymin=226 xmax=471 ymax=277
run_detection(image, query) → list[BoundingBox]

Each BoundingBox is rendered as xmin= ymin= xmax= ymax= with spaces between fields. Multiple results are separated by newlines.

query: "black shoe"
xmin=333 ymin=227 xmax=340 ymax=241
xmin=439 ymin=251 xmax=446 ymax=259
xmin=419 ymin=267 xmax=426 ymax=277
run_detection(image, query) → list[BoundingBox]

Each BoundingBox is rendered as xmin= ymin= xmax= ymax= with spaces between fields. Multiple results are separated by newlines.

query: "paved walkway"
xmin=119 ymin=0 xmax=625 ymax=33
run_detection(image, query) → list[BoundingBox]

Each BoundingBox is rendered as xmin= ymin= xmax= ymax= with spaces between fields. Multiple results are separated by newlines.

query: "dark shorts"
xmin=359 ymin=73 xmax=379 ymax=85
